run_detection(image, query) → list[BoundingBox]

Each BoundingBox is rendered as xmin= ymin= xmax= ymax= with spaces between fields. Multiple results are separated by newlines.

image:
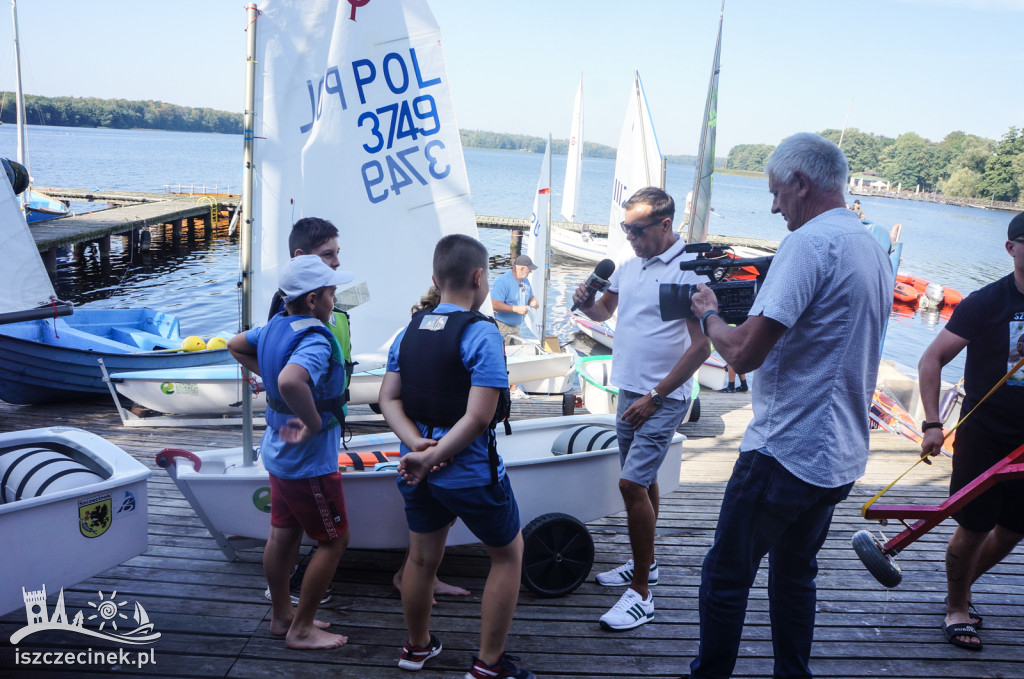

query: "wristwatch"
xmin=921 ymin=421 xmax=943 ymax=431
xmin=649 ymin=388 xmax=664 ymax=407
xmin=700 ymin=309 xmax=720 ymax=336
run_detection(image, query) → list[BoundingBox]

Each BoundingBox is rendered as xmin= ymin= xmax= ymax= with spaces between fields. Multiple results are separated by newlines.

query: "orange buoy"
xmin=894 ymin=282 xmax=920 ymax=304
xmin=944 ymin=287 xmax=963 ymax=306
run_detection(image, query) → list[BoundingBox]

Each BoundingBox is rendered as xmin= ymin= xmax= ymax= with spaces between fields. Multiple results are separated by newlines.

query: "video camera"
xmin=659 ymin=243 xmax=774 ymax=325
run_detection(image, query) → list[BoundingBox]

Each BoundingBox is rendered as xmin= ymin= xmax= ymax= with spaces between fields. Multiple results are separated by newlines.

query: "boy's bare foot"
xmin=432 ymin=578 xmax=471 ymax=597
xmin=285 ymin=626 xmax=348 ymax=650
xmin=269 ymin=617 xmax=331 ymax=637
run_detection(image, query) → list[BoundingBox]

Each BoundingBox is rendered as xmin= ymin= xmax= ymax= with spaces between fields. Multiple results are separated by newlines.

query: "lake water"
xmin=4 ymin=124 xmax=1016 ymax=385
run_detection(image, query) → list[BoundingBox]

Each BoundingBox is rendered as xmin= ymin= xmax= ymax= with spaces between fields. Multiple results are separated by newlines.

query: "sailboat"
xmin=505 ymin=135 xmax=577 ymax=400
xmin=9 ymin=0 xmax=69 ymax=222
xmin=549 ymin=76 xmax=601 ymax=261
xmin=569 ymin=69 xmax=663 ymax=344
xmin=157 ymin=4 xmax=683 ymax=580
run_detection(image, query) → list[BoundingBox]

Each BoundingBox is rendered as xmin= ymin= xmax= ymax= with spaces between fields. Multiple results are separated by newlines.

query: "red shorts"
xmin=269 ymin=472 xmax=348 ymax=542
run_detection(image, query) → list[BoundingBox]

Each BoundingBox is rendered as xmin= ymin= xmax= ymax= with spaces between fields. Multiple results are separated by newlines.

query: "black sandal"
xmin=942 ymin=621 xmax=982 ymax=651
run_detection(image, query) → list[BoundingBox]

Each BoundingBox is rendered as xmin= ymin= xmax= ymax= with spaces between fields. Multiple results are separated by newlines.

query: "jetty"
xmin=1 ymin=386 xmax=1020 ymax=678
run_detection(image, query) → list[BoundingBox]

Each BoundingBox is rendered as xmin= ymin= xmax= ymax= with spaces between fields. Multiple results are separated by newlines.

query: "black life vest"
xmin=398 ymin=308 xmax=511 ymax=483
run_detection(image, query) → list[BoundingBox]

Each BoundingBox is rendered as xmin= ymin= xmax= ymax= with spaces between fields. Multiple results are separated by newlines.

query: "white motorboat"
xmin=0 ymin=427 xmax=150 ymax=615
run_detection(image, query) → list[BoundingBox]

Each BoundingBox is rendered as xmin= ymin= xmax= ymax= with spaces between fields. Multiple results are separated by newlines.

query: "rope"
xmin=861 ymin=353 xmax=1024 ymax=517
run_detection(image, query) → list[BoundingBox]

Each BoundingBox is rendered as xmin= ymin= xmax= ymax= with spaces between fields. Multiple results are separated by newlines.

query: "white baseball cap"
xmin=279 ymin=254 xmax=355 ymax=302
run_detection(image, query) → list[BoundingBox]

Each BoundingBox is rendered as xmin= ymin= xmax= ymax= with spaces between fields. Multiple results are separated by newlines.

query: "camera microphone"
xmin=571 ymin=258 xmax=616 ymax=312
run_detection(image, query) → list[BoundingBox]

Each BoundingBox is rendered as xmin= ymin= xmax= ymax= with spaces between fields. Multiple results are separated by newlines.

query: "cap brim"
xmin=333 ymin=270 xmax=355 ymax=286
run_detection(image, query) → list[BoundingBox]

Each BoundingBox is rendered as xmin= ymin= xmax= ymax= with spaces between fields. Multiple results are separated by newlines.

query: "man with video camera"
xmin=572 ymin=186 xmax=710 ymax=631
xmin=685 ymin=133 xmax=892 ymax=678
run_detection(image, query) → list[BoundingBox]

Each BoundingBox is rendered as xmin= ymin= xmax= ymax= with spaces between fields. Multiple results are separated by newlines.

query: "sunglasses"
xmin=620 ymin=217 xmax=665 ymax=237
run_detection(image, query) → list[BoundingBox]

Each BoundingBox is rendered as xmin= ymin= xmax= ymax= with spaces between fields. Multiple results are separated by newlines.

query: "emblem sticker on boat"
xmin=78 ymin=493 xmax=112 ymax=538
xmin=253 ymin=487 xmax=272 ymax=513
xmin=160 ymin=382 xmax=175 ymax=395
xmin=115 ymin=489 xmax=137 ymax=515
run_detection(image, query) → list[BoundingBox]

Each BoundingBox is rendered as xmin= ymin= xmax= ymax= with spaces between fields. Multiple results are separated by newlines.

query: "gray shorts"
xmin=496 ymin=319 xmax=519 ymax=345
xmin=615 ymin=389 xmax=687 ymax=487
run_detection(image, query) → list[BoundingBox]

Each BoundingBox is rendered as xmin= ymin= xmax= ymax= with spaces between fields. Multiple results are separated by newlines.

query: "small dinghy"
xmin=576 ymin=355 xmax=700 ymax=422
xmin=0 ymin=427 xmax=150 ymax=615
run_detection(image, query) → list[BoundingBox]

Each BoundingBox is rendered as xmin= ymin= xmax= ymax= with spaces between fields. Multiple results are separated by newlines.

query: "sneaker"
xmin=264 ymin=563 xmax=334 ymax=605
xmin=735 ymin=383 xmax=748 ymax=393
xmin=510 ymin=387 xmax=530 ymax=400
xmin=595 ymin=558 xmax=659 ymax=587
xmin=599 ymin=587 xmax=654 ymax=631
xmin=398 ymin=634 xmax=442 ymax=671
xmin=465 ymin=653 xmax=535 ymax=679
xmin=717 ymin=385 xmax=735 ymax=393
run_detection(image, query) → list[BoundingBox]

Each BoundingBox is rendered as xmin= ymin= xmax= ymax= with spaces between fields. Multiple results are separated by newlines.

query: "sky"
xmin=1 ymin=0 xmax=1023 ymax=156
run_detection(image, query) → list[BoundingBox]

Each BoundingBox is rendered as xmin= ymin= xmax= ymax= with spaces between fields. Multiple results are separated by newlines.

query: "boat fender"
xmin=551 ymin=425 xmax=617 ymax=456
xmin=0 ymin=445 xmax=105 ymax=502
xmin=338 ymin=450 xmax=399 ymax=471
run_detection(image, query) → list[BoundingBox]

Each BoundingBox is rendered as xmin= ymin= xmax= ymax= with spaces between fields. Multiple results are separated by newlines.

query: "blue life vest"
xmin=258 ymin=313 xmax=347 ymax=436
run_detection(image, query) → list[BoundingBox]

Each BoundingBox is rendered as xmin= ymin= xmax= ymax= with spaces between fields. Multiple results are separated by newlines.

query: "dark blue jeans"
xmin=689 ymin=449 xmax=853 ymax=679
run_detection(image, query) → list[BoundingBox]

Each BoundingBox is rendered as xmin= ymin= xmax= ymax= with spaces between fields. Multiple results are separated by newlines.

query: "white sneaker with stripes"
xmin=595 ymin=558 xmax=659 ymax=587
xmin=599 ymin=588 xmax=654 ymax=631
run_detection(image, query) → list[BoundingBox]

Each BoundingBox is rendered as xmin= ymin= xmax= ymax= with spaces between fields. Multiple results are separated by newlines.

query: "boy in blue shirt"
xmin=379 ymin=234 xmax=534 ymax=679
xmin=228 ymin=255 xmax=354 ymax=650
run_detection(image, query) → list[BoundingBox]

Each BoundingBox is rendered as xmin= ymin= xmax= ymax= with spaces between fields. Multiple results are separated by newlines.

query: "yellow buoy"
xmin=206 ymin=336 xmax=228 ymax=350
xmin=181 ymin=336 xmax=207 ymax=352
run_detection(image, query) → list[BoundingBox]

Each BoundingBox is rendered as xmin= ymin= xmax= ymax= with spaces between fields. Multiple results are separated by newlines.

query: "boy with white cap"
xmin=228 ymin=254 xmax=355 ymax=651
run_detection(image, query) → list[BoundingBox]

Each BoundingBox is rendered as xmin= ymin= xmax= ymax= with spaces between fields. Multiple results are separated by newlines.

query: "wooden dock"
xmin=27 ymin=188 xmax=239 ymax=270
xmin=1 ymin=391 xmax=1021 ymax=678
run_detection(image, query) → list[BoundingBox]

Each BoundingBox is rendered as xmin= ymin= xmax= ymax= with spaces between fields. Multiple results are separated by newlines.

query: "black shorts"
xmin=950 ymin=422 xmax=1024 ymax=534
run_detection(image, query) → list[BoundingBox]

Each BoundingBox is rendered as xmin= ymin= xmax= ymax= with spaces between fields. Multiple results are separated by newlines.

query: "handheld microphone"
xmin=571 ymin=258 xmax=616 ymax=312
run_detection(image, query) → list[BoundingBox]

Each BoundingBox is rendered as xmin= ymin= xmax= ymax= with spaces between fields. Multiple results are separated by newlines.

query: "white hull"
xmin=571 ymin=314 xmax=614 ymax=349
xmin=0 ymin=427 xmax=151 ymax=615
xmin=697 ymin=355 xmax=730 ymax=391
xmin=550 ymin=224 xmax=607 ymax=263
xmin=159 ymin=414 xmax=684 ymax=552
xmin=112 ymin=365 xmax=387 ymax=416
xmin=505 ymin=342 xmax=577 ymax=394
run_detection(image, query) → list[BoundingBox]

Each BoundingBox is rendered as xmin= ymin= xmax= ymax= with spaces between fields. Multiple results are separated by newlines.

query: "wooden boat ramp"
xmin=0 ymin=392 xmax=1021 ymax=678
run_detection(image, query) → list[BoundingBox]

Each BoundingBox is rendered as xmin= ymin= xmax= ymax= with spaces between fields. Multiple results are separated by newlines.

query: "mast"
xmin=685 ymin=0 xmax=725 ymax=245
xmin=241 ymin=4 xmax=258 ymax=465
xmin=11 ymin=0 xmax=28 ymax=206
xmin=542 ymin=133 xmax=552 ymax=342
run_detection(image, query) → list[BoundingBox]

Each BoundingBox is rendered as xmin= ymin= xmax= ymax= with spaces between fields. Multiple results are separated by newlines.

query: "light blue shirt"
xmin=387 ymin=303 xmax=510 ymax=488
xmin=246 ymin=323 xmax=341 ymax=480
xmin=491 ymin=270 xmax=533 ymax=326
xmin=740 ymin=208 xmax=892 ymax=487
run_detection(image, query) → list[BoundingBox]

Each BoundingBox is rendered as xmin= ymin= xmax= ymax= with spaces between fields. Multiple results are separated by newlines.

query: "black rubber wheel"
xmin=521 ymin=512 xmax=594 ymax=597
xmin=851 ymin=529 xmax=902 ymax=588
xmin=688 ymin=397 xmax=701 ymax=423
xmin=369 ymin=402 xmax=382 ymax=414
xmin=561 ymin=392 xmax=575 ymax=416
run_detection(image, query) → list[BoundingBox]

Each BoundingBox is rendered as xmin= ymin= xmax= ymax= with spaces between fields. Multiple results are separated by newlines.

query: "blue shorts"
xmin=615 ymin=389 xmax=687 ymax=487
xmin=397 ymin=474 xmax=521 ymax=548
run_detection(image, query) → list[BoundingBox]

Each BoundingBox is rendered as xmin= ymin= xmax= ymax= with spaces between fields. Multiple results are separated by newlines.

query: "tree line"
xmin=0 ymin=92 xmax=242 ymax=135
xmin=726 ymin=127 xmax=1024 ymax=202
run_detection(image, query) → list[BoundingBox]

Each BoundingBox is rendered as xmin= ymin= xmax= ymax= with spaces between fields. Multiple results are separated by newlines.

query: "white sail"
xmin=252 ymin=0 xmax=477 ymax=371
xmin=560 ymin=76 xmax=583 ymax=223
xmin=524 ymin=139 xmax=551 ymax=340
xmin=606 ymin=70 xmax=663 ymax=266
xmin=0 ymin=176 xmax=57 ymax=317
xmin=684 ymin=0 xmax=724 ymax=245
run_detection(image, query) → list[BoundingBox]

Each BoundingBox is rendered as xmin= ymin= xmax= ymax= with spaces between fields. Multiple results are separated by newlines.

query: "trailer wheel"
xmin=561 ymin=393 xmax=576 ymax=416
xmin=852 ymin=529 xmax=902 ymax=588
xmin=521 ymin=512 xmax=594 ymax=597
xmin=688 ymin=397 xmax=701 ymax=423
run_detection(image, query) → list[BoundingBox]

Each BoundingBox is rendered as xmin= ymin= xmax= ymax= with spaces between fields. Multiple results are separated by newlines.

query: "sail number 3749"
xmin=359 ymin=94 xmax=449 ymax=204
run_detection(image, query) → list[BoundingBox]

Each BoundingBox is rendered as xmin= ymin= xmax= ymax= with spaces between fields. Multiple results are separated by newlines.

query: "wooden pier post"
xmin=41 ymin=247 xmax=57 ymax=272
xmin=510 ymin=228 xmax=523 ymax=259
xmin=98 ymin=235 xmax=111 ymax=259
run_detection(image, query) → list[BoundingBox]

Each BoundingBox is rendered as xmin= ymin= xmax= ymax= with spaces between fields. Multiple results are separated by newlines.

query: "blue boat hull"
xmin=0 ymin=308 xmax=233 ymax=404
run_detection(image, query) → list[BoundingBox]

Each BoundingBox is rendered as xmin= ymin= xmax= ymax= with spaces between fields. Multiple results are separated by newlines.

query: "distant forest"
xmin=0 ymin=92 xmax=242 ymax=134
xmin=727 ymin=127 xmax=1024 ymax=203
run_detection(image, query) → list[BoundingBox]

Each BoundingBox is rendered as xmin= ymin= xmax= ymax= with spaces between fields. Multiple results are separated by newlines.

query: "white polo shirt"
xmin=608 ymin=238 xmax=705 ymax=400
